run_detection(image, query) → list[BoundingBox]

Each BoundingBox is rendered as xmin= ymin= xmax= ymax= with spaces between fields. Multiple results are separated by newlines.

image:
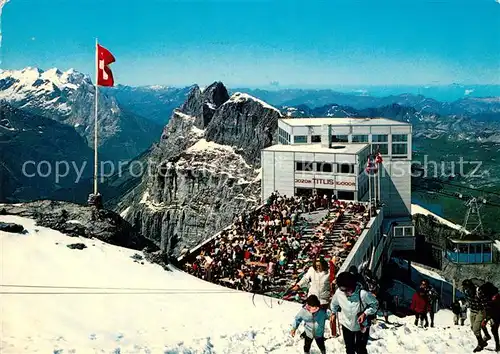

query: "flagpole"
xmin=94 ymin=38 xmax=99 ymax=195
xmin=368 ymin=158 xmax=372 ymax=219
xmin=378 ymin=161 xmax=381 ymax=205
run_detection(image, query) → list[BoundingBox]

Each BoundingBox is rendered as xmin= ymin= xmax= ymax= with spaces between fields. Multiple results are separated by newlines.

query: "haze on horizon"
xmin=4 ymin=0 xmax=500 ymax=88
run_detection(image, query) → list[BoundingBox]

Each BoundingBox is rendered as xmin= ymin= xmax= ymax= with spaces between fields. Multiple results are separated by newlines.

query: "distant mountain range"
xmin=1 ymin=66 xmax=499 ymax=206
xmin=234 ymin=84 xmax=500 ymax=103
xmin=104 ymin=84 xmax=194 ymax=124
xmin=0 ymin=67 xmax=162 ymax=162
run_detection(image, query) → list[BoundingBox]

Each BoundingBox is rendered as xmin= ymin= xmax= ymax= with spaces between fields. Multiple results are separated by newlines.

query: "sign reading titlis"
xmin=294 ymin=178 xmax=355 ymax=186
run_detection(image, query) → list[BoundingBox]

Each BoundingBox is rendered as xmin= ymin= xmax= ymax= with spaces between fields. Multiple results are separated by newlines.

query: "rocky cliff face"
xmin=0 ymin=201 xmax=155 ymax=250
xmin=115 ymin=83 xmax=281 ymax=257
xmin=0 ymin=102 xmax=94 ymax=202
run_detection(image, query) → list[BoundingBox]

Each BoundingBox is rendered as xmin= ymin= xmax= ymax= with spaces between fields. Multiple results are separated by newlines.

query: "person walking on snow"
xmin=411 ymin=288 xmax=430 ymax=328
xmin=330 ymin=271 xmax=379 ymax=354
xmin=463 ymin=279 xmax=491 ymax=352
xmin=478 ymin=282 xmax=500 ymax=352
xmin=291 ymin=295 xmax=328 ymax=354
xmin=420 ymin=279 xmax=438 ymax=328
xmin=292 ymin=257 xmax=332 ymax=309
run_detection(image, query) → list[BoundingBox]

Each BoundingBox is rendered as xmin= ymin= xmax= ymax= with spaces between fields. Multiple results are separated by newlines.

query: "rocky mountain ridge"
xmin=115 ymin=82 xmax=281 ymax=257
xmin=0 ymin=200 xmax=155 ymax=250
xmin=0 ymin=67 xmax=162 ymax=162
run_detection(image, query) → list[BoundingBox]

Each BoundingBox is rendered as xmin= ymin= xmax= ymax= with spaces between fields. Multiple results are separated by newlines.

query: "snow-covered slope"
xmin=0 ymin=215 xmax=484 ymax=353
xmin=411 ymin=203 xmax=469 ymax=233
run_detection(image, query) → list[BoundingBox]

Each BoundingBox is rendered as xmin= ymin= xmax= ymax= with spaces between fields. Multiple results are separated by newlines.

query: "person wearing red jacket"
xmin=411 ymin=288 xmax=430 ymax=328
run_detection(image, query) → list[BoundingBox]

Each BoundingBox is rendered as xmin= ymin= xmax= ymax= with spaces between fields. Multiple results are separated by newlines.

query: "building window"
xmin=295 ymin=161 xmax=314 ymax=171
xmin=294 ymin=135 xmax=307 ymax=144
xmin=392 ymin=143 xmax=408 ymax=156
xmin=392 ymin=134 xmax=408 ymax=142
xmin=278 ymin=128 xmax=290 ymax=145
xmin=394 ymin=227 xmax=404 ymax=237
xmin=338 ymin=191 xmax=354 ymax=200
xmin=338 ymin=163 xmax=354 ymax=174
xmin=332 ymin=135 xmax=348 ymax=143
xmin=373 ymin=144 xmax=388 ymax=155
xmin=352 ymin=135 xmax=368 ymax=143
xmin=372 ymin=134 xmax=388 ymax=143
xmin=316 ymin=162 xmax=334 ymax=173
xmin=404 ymin=226 xmax=414 ymax=236
xmin=311 ymin=135 xmax=321 ymax=143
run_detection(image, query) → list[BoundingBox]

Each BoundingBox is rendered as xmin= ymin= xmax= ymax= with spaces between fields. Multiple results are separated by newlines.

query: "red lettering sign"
xmin=294 ymin=178 xmax=356 ymax=187
xmin=295 ymin=179 xmax=312 ymax=184
xmin=337 ymin=181 xmax=356 ymax=186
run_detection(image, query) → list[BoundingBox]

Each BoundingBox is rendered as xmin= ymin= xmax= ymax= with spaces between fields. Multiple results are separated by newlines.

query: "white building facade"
xmin=261 ymin=143 xmax=371 ymax=202
xmin=274 ymin=118 xmax=412 ymax=218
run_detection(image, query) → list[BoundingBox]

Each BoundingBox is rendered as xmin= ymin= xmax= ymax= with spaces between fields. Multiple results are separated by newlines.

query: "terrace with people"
xmin=179 ymin=192 xmax=380 ymax=302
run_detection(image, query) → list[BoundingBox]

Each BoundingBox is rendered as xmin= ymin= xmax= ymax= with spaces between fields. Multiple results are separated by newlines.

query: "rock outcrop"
xmin=0 ymin=222 xmax=26 ymax=234
xmin=116 ymin=83 xmax=282 ymax=258
xmin=1 ymin=200 xmax=156 ymax=250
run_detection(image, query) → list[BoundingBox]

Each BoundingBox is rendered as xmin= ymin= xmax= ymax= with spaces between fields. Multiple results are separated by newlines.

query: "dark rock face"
xmin=0 ymin=103 xmax=94 ymax=203
xmin=0 ymin=200 xmax=156 ymax=250
xmin=0 ymin=222 xmax=26 ymax=234
xmin=67 ymin=243 xmax=87 ymax=250
xmin=180 ymin=82 xmax=229 ymax=129
xmin=116 ymin=84 xmax=281 ymax=258
xmin=205 ymin=92 xmax=280 ymax=165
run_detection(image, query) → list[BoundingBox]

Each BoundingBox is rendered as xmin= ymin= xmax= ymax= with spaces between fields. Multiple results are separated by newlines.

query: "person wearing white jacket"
xmin=330 ymin=271 xmax=379 ymax=354
xmin=292 ymin=257 xmax=331 ymax=307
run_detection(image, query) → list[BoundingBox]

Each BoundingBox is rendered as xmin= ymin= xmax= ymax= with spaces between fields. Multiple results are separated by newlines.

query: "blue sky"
xmin=4 ymin=0 xmax=500 ymax=87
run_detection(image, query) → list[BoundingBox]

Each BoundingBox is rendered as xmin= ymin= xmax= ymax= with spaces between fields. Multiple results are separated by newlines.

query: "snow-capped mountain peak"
xmin=226 ymin=92 xmax=283 ymax=116
xmin=0 ymin=67 xmax=161 ymax=162
xmin=0 ymin=67 xmax=92 ymax=94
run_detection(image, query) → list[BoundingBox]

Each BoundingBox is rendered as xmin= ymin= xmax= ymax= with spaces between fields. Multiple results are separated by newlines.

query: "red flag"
xmin=97 ymin=44 xmax=115 ymax=87
xmin=375 ymin=152 xmax=383 ymax=164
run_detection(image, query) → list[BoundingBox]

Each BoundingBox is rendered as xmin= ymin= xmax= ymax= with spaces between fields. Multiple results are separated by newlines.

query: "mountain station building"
xmin=261 ymin=117 xmax=416 ymax=253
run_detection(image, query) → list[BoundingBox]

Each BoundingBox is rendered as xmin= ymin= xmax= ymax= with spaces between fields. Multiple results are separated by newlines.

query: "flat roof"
xmin=263 ymin=143 xmax=369 ymax=155
xmin=279 ymin=117 xmax=411 ymax=127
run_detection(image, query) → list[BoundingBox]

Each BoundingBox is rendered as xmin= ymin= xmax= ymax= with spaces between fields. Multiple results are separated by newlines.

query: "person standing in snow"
xmin=329 ymin=271 xmax=379 ymax=354
xmin=479 ymin=282 xmax=500 ymax=352
xmin=291 ymin=295 xmax=328 ymax=354
xmin=292 ymin=257 xmax=332 ymax=309
xmin=452 ymin=300 xmax=462 ymax=326
xmin=420 ymin=280 xmax=438 ymax=327
xmin=463 ymin=279 xmax=491 ymax=352
xmin=411 ymin=288 xmax=430 ymax=327
xmin=459 ymin=299 xmax=468 ymax=326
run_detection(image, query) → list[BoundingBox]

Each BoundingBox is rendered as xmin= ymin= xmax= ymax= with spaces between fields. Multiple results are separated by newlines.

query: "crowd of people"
xmin=178 ymin=192 xmax=499 ymax=354
xmin=181 ymin=191 xmax=373 ymax=301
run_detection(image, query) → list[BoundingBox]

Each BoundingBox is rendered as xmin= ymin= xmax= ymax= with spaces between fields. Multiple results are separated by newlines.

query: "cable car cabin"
xmin=445 ymin=235 xmax=493 ymax=264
